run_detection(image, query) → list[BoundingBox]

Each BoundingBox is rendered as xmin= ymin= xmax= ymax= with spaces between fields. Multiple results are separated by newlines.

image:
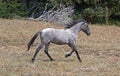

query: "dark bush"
xmin=0 ymin=0 xmax=28 ymax=18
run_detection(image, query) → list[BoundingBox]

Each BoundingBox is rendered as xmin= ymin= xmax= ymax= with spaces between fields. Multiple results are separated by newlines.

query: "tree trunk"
xmin=105 ymin=5 xmax=109 ymax=25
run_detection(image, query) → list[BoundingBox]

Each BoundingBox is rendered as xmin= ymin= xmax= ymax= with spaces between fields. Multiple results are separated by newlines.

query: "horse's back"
xmin=42 ymin=28 xmax=54 ymax=33
xmin=41 ymin=28 xmax=70 ymax=45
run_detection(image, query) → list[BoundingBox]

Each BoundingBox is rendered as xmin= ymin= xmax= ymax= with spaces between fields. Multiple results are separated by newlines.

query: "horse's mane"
xmin=65 ymin=19 xmax=86 ymax=29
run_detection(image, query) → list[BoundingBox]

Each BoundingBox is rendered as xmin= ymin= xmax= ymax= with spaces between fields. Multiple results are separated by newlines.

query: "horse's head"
xmin=81 ymin=22 xmax=90 ymax=36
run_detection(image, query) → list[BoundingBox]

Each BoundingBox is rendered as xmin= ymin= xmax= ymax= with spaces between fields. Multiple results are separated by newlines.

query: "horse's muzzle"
xmin=87 ymin=31 xmax=91 ymax=36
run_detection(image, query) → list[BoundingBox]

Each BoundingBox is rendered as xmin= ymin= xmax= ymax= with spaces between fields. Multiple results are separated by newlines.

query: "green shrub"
xmin=0 ymin=2 xmax=11 ymax=18
xmin=0 ymin=0 xmax=28 ymax=18
xmin=110 ymin=19 xmax=120 ymax=26
xmin=83 ymin=7 xmax=106 ymax=24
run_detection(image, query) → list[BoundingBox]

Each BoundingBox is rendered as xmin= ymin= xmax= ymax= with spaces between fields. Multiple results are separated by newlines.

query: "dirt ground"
xmin=0 ymin=19 xmax=120 ymax=76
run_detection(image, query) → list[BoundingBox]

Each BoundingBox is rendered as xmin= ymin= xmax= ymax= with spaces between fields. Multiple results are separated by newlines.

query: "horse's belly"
xmin=51 ymin=38 xmax=68 ymax=45
xmin=51 ymin=41 xmax=67 ymax=45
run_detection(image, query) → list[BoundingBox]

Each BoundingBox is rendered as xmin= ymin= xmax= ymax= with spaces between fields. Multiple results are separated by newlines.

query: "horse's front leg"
xmin=66 ymin=41 xmax=82 ymax=62
xmin=65 ymin=50 xmax=74 ymax=57
xmin=65 ymin=44 xmax=74 ymax=57
xmin=73 ymin=46 xmax=82 ymax=62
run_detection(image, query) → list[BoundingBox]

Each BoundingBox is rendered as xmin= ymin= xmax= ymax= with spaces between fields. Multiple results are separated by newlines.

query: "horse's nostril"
xmin=87 ymin=32 xmax=91 ymax=36
xmin=89 ymin=33 xmax=91 ymax=35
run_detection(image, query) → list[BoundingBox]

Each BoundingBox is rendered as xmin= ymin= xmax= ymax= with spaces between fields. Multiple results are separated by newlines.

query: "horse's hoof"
xmin=65 ymin=54 xmax=71 ymax=58
xmin=31 ymin=58 xmax=35 ymax=63
xmin=50 ymin=59 xmax=55 ymax=61
xmin=79 ymin=60 xmax=82 ymax=62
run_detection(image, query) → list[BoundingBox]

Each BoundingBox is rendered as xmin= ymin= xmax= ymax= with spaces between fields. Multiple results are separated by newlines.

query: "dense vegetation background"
xmin=0 ymin=0 xmax=120 ymax=25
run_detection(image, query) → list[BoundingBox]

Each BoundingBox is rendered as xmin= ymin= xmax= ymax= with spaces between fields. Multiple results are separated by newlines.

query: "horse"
xmin=27 ymin=20 xmax=90 ymax=63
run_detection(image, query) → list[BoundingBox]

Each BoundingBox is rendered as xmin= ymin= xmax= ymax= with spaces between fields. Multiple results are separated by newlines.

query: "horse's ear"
xmin=82 ymin=19 xmax=86 ymax=23
xmin=78 ymin=19 xmax=86 ymax=23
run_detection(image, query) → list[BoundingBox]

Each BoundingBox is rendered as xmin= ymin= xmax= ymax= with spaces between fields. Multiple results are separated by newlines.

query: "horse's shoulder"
xmin=65 ymin=29 xmax=77 ymax=39
xmin=65 ymin=29 xmax=72 ymax=34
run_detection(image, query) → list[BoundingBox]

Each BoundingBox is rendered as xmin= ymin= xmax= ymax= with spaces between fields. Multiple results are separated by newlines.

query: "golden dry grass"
xmin=0 ymin=18 xmax=120 ymax=76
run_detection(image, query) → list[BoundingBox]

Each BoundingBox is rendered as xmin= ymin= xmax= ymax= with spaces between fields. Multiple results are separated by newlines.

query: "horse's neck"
xmin=69 ymin=23 xmax=82 ymax=37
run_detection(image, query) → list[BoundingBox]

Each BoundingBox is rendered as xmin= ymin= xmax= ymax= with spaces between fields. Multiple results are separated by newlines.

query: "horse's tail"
xmin=27 ymin=31 xmax=42 ymax=51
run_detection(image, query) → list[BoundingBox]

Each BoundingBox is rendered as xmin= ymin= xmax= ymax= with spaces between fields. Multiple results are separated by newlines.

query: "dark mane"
xmin=65 ymin=19 xmax=85 ymax=29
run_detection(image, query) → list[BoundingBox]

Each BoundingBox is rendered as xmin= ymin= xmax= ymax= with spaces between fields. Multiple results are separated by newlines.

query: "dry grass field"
xmin=0 ymin=18 xmax=120 ymax=76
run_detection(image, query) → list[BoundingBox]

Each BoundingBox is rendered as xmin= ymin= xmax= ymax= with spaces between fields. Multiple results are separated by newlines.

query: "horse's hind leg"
xmin=44 ymin=42 xmax=54 ymax=61
xmin=32 ymin=43 xmax=44 ymax=63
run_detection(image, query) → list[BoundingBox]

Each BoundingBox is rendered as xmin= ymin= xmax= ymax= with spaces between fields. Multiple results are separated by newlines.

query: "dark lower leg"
xmin=44 ymin=51 xmax=53 ymax=60
xmin=44 ymin=43 xmax=53 ymax=61
xmin=68 ymin=41 xmax=82 ymax=62
xmin=65 ymin=50 xmax=74 ymax=57
xmin=32 ymin=44 xmax=43 ymax=63
xmin=65 ymin=44 xmax=75 ymax=57
xmin=74 ymin=49 xmax=82 ymax=62
xmin=32 ymin=50 xmax=39 ymax=63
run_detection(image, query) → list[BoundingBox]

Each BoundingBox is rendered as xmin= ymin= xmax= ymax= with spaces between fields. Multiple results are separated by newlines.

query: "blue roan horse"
xmin=27 ymin=20 xmax=90 ymax=63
